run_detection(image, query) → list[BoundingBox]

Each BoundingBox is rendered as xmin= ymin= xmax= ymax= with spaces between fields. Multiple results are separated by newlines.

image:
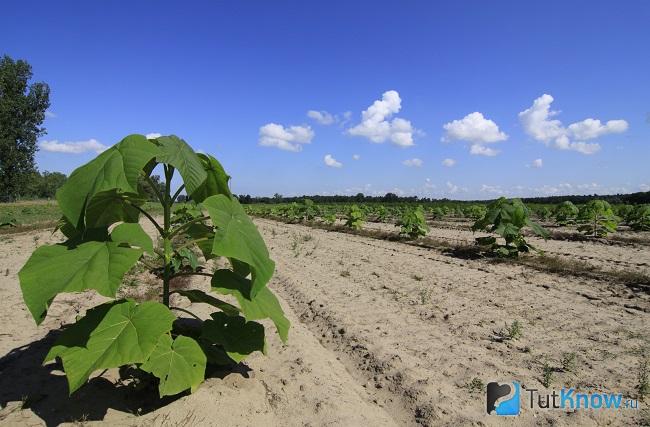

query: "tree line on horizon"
xmin=233 ymin=191 xmax=650 ymax=206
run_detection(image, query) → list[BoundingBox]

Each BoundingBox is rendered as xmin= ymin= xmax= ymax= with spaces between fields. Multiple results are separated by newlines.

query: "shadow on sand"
xmin=0 ymin=330 xmax=250 ymax=426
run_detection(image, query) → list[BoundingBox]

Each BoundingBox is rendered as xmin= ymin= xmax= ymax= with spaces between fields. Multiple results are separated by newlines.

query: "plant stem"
xmin=171 ymin=184 xmax=185 ymax=205
xmin=173 ymin=237 xmax=209 ymax=255
xmin=169 ymin=271 xmax=213 ymax=280
xmin=125 ymin=201 xmax=164 ymax=236
xmin=162 ymin=165 xmax=175 ymax=307
xmin=167 ymin=216 xmax=210 ymax=240
xmin=170 ymin=306 xmax=202 ymax=321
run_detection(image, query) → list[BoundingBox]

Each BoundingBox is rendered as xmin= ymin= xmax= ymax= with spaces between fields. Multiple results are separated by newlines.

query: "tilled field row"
xmin=256 ymin=218 xmax=650 ymax=426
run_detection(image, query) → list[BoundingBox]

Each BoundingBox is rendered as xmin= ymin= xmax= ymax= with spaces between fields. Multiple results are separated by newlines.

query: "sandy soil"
xmin=1 ymin=218 xmax=649 ymax=425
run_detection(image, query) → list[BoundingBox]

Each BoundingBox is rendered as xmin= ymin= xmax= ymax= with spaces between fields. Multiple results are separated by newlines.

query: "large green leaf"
xmin=212 ymin=270 xmax=290 ymax=343
xmin=84 ymin=191 xmax=145 ymax=228
xmin=111 ymin=222 xmax=154 ymax=254
xmin=185 ymin=223 xmax=216 ymax=260
xmin=171 ymin=289 xmax=240 ymax=316
xmin=191 ymin=153 xmax=232 ymax=202
xmin=201 ymin=312 xmax=266 ymax=363
xmin=204 ymin=195 xmax=275 ymax=298
xmin=45 ymin=300 xmax=175 ymax=394
xmin=525 ymin=218 xmax=550 ymax=239
xmin=155 ymin=135 xmax=207 ymax=195
xmin=141 ymin=334 xmax=206 ymax=397
xmin=56 ymin=135 xmax=159 ymax=229
xmin=19 ymin=242 xmax=143 ymax=324
xmin=56 ymin=216 xmax=109 ymax=246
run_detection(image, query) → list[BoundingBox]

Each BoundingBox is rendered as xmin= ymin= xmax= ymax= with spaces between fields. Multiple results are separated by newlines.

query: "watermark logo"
xmin=527 ymin=388 xmax=639 ymax=410
xmin=485 ymin=381 xmax=640 ymax=416
xmin=487 ymin=381 xmax=520 ymax=416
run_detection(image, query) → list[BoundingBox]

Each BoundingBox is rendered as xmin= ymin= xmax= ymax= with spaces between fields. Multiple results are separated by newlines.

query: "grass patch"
xmin=638 ymin=356 xmax=650 ymax=399
xmin=541 ymin=360 xmax=554 ymax=388
xmin=561 ymin=352 xmax=577 ymax=373
xmin=464 ymin=377 xmax=484 ymax=394
xmin=0 ymin=200 xmax=163 ymax=235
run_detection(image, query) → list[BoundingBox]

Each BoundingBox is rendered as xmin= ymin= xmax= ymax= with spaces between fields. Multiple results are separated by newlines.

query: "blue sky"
xmin=3 ymin=1 xmax=649 ymax=199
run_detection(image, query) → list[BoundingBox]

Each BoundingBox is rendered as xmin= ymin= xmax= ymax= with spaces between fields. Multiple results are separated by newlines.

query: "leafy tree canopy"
xmin=0 ymin=55 xmax=50 ymax=201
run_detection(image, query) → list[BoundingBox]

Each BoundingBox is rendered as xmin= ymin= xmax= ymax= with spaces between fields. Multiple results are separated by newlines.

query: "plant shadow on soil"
xmin=0 ymin=329 xmax=252 ymax=426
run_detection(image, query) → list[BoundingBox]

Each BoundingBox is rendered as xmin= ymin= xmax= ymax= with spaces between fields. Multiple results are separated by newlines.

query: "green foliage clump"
xmin=616 ymin=204 xmax=634 ymax=222
xmin=138 ymin=174 xmax=166 ymax=202
xmin=280 ymin=202 xmax=301 ymax=222
xmin=0 ymin=55 xmax=50 ymax=201
xmin=375 ymin=205 xmax=388 ymax=222
xmin=18 ymin=134 xmax=289 ymax=398
xmin=627 ymin=205 xmax=650 ymax=231
xmin=322 ymin=212 xmax=337 ymax=225
xmin=344 ymin=204 xmax=365 ymax=230
xmin=542 ymin=361 xmax=554 ymax=388
xmin=577 ymin=199 xmax=619 ymax=237
xmin=472 ymin=197 xmax=549 ymax=257
xmin=396 ymin=206 xmax=429 ymax=239
xmin=298 ymin=198 xmax=319 ymax=221
xmin=0 ymin=212 xmax=17 ymax=228
xmin=554 ymin=201 xmax=579 ymax=226
xmin=465 ymin=205 xmax=487 ymax=220
xmin=430 ymin=207 xmax=446 ymax=220
xmin=536 ymin=206 xmax=552 ymax=221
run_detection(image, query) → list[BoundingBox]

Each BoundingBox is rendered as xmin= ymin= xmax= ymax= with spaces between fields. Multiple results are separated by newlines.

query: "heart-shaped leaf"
xmin=155 ymin=135 xmax=207 ymax=195
xmin=57 ymin=134 xmax=159 ymax=229
xmin=45 ymin=300 xmax=175 ymax=394
xmin=141 ymin=334 xmax=206 ymax=397
xmin=212 ymin=269 xmax=289 ymax=343
xmin=19 ymin=241 xmax=143 ymax=324
xmin=201 ymin=312 xmax=266 ymax=363
xmin=204 ymin=194 xmax=274 ymax=299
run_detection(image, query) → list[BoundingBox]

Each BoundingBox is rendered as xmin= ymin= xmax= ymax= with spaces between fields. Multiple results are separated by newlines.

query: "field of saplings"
xmin=1 ymin=188 xmax=648 ymax=425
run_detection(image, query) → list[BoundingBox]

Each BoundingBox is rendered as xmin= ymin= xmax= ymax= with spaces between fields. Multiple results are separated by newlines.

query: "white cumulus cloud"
xmin=40 ymin=139 xmax=108 ymax=154
xmin=519 ymin=94 xmax=628 ymax=155
xmin=442 ymin=112 xmax=507 ymax=144
xmin=442 ymin=112 xmax=507 ymax=156
xmin=480 ymin=184 xmax=506 ymax=195
xmin=446 ymin=181 xmax=465 ymax=195
xmin=442 ymin=158 xmax=456 ymax=167
xmin=348 ymin=90 xmax=418 ymax=147
xmin=567 ymin=118 xmax=628 ymax=140
xmin=307 ymin=110 xmax=336 ymax=125
xmin=531 ymin=158 xmax=543 ymax=168
xmin=402 ymin=158 xmax=423 ymax=167
xmin=352 ymin=154 xmax=360 ymax=160
xmin=146 ymin=132 xmax=162 ymax=139
xmin=324 ymin=154 xmax=342 ymax=168
xmin=469 ymin=144 xmax=499 ymax=157
xmin=259 ymin=123 xmax=314 ymax=152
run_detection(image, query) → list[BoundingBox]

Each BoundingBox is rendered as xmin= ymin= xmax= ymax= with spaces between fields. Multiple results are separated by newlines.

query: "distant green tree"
xmin=0 ymin=55 xmax=50 ymax=201
xmin=383 ymin=192 xmax=399 ymax=202
xmin=137 ymin=174 xmax=166 ymax=201
xmin=36 ymin=171 xmax=67 ymax=198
